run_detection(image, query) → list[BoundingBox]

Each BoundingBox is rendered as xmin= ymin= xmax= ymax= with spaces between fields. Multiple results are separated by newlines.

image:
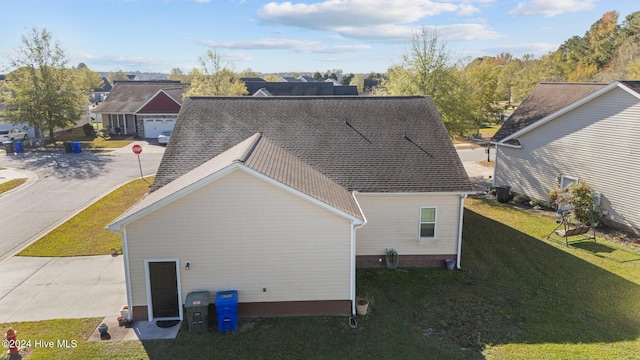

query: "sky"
xmin=0 ymin=0 xmax=637 ymax=75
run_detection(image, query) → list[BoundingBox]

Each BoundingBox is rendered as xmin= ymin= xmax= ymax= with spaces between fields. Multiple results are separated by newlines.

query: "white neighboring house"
xmin=107 ymin=96 xmax=474 ymax=322
xmin=491 ymin=81 xmax=640 ymax=233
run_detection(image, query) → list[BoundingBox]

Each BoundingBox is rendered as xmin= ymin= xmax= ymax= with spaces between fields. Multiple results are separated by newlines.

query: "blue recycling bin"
xmin=14 ymin=141 xmax=23 ymax=153
xmin=71 ymin=141 xmax=82 ymax=153
xmin=215 ymin=290 xmax=238 ymax=332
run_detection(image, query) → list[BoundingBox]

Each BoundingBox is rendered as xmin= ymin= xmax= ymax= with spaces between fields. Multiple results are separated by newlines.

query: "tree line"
xmin=2 ymin=11 xmax=639 ymax=140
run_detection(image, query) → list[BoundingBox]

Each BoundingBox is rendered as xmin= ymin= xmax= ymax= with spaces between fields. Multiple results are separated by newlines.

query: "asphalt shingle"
xmin=153 ymin=96 xmax=472 ymax=194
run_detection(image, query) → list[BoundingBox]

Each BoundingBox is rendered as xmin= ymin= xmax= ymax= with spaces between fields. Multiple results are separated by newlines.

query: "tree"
xmin=167 ymin=67 xmax=193 ymax=84
xmin=461 ymin=57 xmax=503 ymax=133
xmin=0 ymin=28 xmax=100 ymax=142
xmin=107 ymin=69 xmax=130 ymax=84
xmin=383 ymin=27 xmax=473 ymax=136
xmin=185 ymin=49 xmax=247 ymax=96
xmin=341 ymin=73 xmax=355 ymax=86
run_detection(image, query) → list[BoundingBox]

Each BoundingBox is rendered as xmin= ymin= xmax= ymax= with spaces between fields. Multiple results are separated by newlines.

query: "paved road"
xmin=0 ymin=141 xmax=164 ymax=262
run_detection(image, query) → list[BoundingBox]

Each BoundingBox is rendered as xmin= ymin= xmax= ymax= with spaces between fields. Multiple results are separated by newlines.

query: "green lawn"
xmin=3 ymin=196 xmax=639 ymax=359
xmin=0 ymin=178 xmax=27 ymax=194
xmin=49 ymin=127 xmax=133 ymax=149
xmin=18 ymin=177 xmax=154 ymax=257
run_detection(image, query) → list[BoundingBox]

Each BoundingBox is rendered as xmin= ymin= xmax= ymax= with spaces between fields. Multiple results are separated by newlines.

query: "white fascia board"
xmin=137 ymin=113 xmax=179 ymax=117
xmin=107 ymin=162 xmax=365 ymax=230
xmin=106 ymin=164 xmax=239 ymax=231
xmin=501 ymin=81 xmax=622 ymax=143
xmin=495 ymin=142 xmax=521 ymax=149
xmin=354 ymin=191 xmax=475 ymax=196
xmin=239 ymin=165 xmax=365 ymax=225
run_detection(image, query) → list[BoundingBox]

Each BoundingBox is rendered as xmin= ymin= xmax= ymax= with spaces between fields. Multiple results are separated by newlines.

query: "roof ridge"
xmin=237 ymin=132 xmax=263 ymax=163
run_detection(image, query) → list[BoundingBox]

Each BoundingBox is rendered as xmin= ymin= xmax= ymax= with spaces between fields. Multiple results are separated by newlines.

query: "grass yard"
xmin=50 ymin=127 xmax=133 ymax=149
xmin=0 ymin=178 xmax=27 ymax=195
xmin=18 ymin=177 xmax=154 ymax=257
xmin=478 ymin=124 xmax=500 ymax=139
xmin=3 ymin=196 xmax=639 ymax=359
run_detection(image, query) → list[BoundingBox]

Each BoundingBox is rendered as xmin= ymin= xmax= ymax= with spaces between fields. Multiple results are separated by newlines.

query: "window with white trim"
xmin=560 ymin=175 xmax=578 ymax=190
xmin=419 ymin=207 xmax=436 ymax=238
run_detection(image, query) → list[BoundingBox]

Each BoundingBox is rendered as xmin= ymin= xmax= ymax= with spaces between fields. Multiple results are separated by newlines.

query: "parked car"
xmin=0 ymin=128 xmax=28 ymax=142
xmin=157 ymin=130 xmax=171 ymax=146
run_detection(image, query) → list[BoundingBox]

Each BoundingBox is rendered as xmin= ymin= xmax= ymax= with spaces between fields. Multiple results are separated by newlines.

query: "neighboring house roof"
xmin=493 ymin=81 xmax=640 ymax=144
xmin=108 ymin=132 xmax=364 ymax=230
xmin=252 ymin=88 xmax=273 ymax=97
xmin=243 ymin=81 xmax=357 ymax=96
xmin=92 ymin=81 xmax=186 ymax=113
xmin=278 ymin=76 xmax=301 ymax=82
xmin=298 ymin=75 xmax=315 ymax=82
xmin=152 ymin=96 xmax=473 ymax=194
xmin=93 ymin=77 xmax=112 ymax=93
xmin=491 ymin=82 xmax=607 ymax=143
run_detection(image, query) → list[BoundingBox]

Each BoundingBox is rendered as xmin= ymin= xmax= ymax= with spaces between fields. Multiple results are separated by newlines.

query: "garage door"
xmin=144 ymin=119 xmax=175 ymax=138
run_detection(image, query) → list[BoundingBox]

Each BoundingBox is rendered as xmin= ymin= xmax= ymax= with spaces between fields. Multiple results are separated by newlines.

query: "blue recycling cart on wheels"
xmin=215 ymin=290 xmax=238 ymax=332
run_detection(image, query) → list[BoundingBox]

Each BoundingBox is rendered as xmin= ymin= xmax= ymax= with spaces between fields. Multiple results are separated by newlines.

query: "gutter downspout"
xmin=491 ymin=143 xmax=499 ymax=188
xmin=456 ymin=194 xmax=467 ymax=270
xmin=350 ymin=191 xmax=368 ymax=316
xmin=111 ymin=227 xmax=134 ymax=321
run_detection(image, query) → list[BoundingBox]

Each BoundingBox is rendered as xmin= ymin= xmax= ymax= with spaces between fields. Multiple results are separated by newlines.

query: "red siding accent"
xmin=138 ymin=92 xmax=181 ymax=113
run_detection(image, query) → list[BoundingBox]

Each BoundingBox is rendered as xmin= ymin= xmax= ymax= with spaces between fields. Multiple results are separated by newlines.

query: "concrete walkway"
xmin=0 ymin=255 xmax=125 ymax=323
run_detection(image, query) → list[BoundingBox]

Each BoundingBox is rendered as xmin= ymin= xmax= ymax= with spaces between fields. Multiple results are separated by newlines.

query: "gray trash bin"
xmin=495 ymin=186 xmax=511 ymax=203
xmin=185 ymin=291 xmax=210 ymax=333
xmin=3 ymin=141 xmax=14 ymax=154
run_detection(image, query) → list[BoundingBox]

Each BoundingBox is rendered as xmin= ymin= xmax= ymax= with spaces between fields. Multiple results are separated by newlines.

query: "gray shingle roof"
xmin=108 ymin=132 xmax=363 ymax=229
xmin=153 ymin=96 xmax=472 ymax=194
xmin=492 ymin=82 xmax=607 ymax=143
xmin=92 ymin=81 xmax=187 ymax=113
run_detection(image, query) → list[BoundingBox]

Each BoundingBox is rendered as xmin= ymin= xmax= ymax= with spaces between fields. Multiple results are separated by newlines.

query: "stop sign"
xmin=132 ymin=144 xmax=142 ymax=154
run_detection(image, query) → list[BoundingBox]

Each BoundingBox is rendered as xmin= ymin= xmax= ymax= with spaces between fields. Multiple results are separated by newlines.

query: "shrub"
xmin=83 ymin=123 xmax=97 ymax=137
xmin=529 ymin=198 xmax=547 ymax=209
xmin=548 ymin=181 xmax=598 ymax=225
xmin=512 ymin=193 xmax=531 ymax=205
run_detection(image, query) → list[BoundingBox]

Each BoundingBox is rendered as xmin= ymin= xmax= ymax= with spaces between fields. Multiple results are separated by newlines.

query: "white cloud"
xmin=257 ymin=0 xmax=465 ymax=29
xmin=508 ymin=0 xmax=597 ymax=17
xmin=336 ymin=23 xmax=504 ymax=43
xmin=201 ymin=38 xmax=370 ymax=54
xmin=482 ymin=42 xmax=559 ymax=57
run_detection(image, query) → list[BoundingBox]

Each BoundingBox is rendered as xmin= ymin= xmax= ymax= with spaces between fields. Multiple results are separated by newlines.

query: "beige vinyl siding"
xmin=355 ymin=193 xmax=461 ymax=255
xmin=494 ymin=86 xmax=640 ymax=229
xmin=126 ymin=168 xmax=353 ymax=307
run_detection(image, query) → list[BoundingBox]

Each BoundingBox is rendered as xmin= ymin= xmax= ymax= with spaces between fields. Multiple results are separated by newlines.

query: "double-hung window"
xmin=419 ymin=207 xmax=436 ymax=238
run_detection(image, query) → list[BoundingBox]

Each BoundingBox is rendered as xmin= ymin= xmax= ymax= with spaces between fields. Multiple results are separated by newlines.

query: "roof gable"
xmin=492 ymin=82 xmax=607 ymax=143
xmin=137 ymin=90 xmax=183 ymax=114
xmin=92 ymin=81 xmax=187 ymax=113
xmin=495 ymin=81 xmax=640 ymax=143
xmin=152 ymin=96 xmax=472 ymax=194
xmin=107 ymin=133 xmax=364 ymax=230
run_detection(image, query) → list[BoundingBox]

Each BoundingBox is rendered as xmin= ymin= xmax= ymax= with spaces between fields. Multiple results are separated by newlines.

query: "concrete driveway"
xmin=0 ymin=141 xmax=164 ymax=262
xmin=0 ymin=255 xmax=125 ymax=322
xmin=0 ymin=141 xmax=161 ymax=323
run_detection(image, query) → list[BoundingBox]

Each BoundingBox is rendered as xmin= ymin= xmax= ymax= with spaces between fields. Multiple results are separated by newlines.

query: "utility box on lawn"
xmin=215 ymin=290 xmax=238 ymax=332
xmin=185 ymin=291 xmax=210 ymax=333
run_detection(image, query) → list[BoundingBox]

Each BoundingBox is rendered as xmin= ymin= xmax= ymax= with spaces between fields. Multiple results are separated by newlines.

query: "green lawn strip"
xmin=50 ymin=127 xmax=133 ymax=149
xmin=4 ymin=196 xmax=639 ymax=359
xmin=478 ymin=124 xmax=500 ymax=138
xmin=18 ymin=177 xmax=154 ymax=257
xmin=0 ymin=178 xmax=27 ymax=194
